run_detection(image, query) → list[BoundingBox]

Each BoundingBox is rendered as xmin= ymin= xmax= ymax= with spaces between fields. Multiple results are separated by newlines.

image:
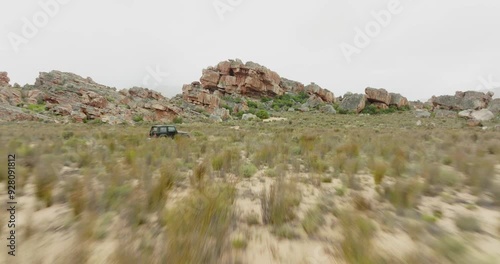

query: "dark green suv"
xmin=149 ymin=125 xmax=189 ymax=138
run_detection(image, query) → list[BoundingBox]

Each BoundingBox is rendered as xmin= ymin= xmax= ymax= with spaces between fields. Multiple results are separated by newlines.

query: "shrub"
xmin=103 ymin=184 xmax=132 ymax=210
xmin=69 ymin=178 xmax=86 ymax=217
xmin=148 ymin=162 xmax=176 ymax=211
xmin=353 ymin=193 xmax=372 ymax=211
xmin=340 ymin=211 xmax=380 ymax=264
xmin=455 ymin=215 xmax=482 ymax=232
xmin=62 ymin=131 xmax=74 ymax=139
xmin=361 ymin=104 xmax=378 ymax=115
xmin=434 ymin=235 xmax=467 ymax=263
xmin=27 ymin=103 xmax=46 ymax=113
xmin=261 ymin=180 xmax=301 ymax=226
xmin=34 ymin=155 xmax=59 ymax=207
xmin=173 ymin=116 xmax=183 ymax=124
xmin=164 ymin=184 xmax=236 ymax=264
xmin=132 ymin=115 xmax=143 ymax=123
xmin=255 ymin=109 xmax=270 ymax=119
xmin=191 ymin=160 xmax=209 ymax=190
xmin=370 ymin=158 xmax=388 ymax=185
xmin=231 ymin=237 xmax=248 ymax=249
xmin=272 ymin=224 xmax=300 ymax=239
xmin=302 ymin=206 xmax=325 ymax=235
xmin=384 ymin=179 xmax=422 ymax=211
xmin=247 ymin=100 xmax=259 ymax=109
xmin=240 ymin=163 xmax=258 ymax=178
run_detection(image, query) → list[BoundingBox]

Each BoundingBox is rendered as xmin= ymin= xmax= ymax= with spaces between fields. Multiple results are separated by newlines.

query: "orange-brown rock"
xmin=389 ymin=93 xmax=409 ymax=108
xmin=182 ymin=59 xmax=336 ymax=109
xmin=365 ymin=87 xmax=391 ymax=105
xmin=0 ymin=72 xmax=10 ymax=87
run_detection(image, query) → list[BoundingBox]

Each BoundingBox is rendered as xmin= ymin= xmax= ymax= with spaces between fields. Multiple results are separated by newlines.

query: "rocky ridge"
xmin=1 ymin=60 xmax=499 ymax=124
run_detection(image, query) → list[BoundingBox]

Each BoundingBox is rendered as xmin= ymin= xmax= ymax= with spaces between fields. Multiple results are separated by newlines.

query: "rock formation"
xmin=182 ymin=59 xmax=336 ymax=115
xmin=0 ymin=72 xmax=10 ymax=87
xmin=364 ymin=87 xmax=409 ymax=109
xmin=431 ymin=91 xmax=494 ymax=111
xmin=339 ymin=94 xmax=366 ymax=113
xmin=0 ymin=71 xmax=180 ymax=124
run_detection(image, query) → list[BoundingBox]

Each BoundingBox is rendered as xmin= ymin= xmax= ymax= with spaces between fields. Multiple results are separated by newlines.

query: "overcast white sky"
xmin=1 ymin=0 xmax=499 ymax=100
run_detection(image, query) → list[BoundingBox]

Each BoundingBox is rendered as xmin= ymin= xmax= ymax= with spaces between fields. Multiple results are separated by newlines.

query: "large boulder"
xmin=415 ymin=109 xmax=431 ymax=118
xmin=458 ymin=109 xmax=495 ymax=121
xmin=488 ymin=98 xmax=500 ymax=114
xmin=304 ymin=94 xmax=323 ymax=109
xmin=340 ymin=94 xmax=366 ymax=113
xmin=280 ymin=78 xmax=304 ymax=93
xmin=470 ymin=109 xmax=495 ymax=121
xmin=431 ymin=91 xmax=493 ymax=110
xmin=365 ymin=87 xmax=391 ymax=105
xmin=200 ymin=69 xmax=221 ymax=89
xmin=320 ymin=104 xmax=336 ymax=114
xmin=182 ymin=82 xmax=221 ymax=110
xmin=242 ymin=113 xmax=257 ymax=121
xmin=0 ymin=72 xmax=10 ymax=87
xmin=389 ymin=93 xmax=409 ymax=109
xmin=304 ymin=83 xmax=335 ymax=103
xmin=0 ymin=87 xmax=22 ymax=106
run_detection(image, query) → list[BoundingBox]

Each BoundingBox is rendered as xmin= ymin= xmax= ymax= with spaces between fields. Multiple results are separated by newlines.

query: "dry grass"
xmin=1 ymin=110 xmax=499 ymax=263
xmin=261 ymin=179 xmax=302 ymax=227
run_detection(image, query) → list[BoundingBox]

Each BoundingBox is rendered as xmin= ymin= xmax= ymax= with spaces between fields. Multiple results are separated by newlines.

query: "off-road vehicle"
xmin=148 ymin=125 xmax=189 ymax=138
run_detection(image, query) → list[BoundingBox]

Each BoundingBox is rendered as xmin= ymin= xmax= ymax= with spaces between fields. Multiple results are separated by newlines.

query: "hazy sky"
xmin=1 ymin=0 xmax=499 ymax=100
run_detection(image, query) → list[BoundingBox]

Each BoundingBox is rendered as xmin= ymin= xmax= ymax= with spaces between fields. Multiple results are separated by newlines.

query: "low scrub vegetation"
xmin=1 ymin=110 xmax=499 ymax=263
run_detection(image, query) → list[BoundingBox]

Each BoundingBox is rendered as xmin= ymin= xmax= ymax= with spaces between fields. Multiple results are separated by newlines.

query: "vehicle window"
xmin=160 ymin=127 xmax=167 ymax=133
xmin=151 ymin=127 xmax=158 ymax=132
xmin=167 ymin=127 xmax=176 ymax=132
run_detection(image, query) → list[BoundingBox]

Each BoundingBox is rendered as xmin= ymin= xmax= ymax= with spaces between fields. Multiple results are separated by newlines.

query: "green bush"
xmin=132 ymin=115 xmax=143 ymax=123
xmin=255 ymin=110 xmax=270 ymax=120
xmin=361 ymin=105 xmax=378 ymax=115
xmin=27 ymin=103 xmax=46 ymax=113
xmin=173 ymin=116 xmax=183 ymax=124
xmin=247 ymin=100 xmax=259 ymax=109
xmin=240 ymin=163 xmax=258 ymax=178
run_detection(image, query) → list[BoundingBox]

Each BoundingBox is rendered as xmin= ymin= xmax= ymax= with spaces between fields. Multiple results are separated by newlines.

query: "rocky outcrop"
xmin=0 ymin=72 xmax=10 ymax=87
xmin=339 ymin=94 xmax=366 ymax=113
xmin=182 ymin=59 xmax=336 ymax=114
xmin=415 ymin=109 xmax=431 ymax=118
xmin=364 ymin=87 xmax=409 ymax=110
xmin=0 ymin=71 xmax=181 ymax=124
xmin=0 ymin=104 xmax=53 ymax=122
xmin=304 ymin=83 xmax=335 ymax=103
xmin=459 ymin=109 xmax=495 ymax=122
xmin=365 ymin=87 xmax=391 ymax=105
xmin=0 ymin=87 xmax=22 ymax=106
xmin=431 ymin=91 xmax=494 ymax=111
xmin=182 ymin=81 xmax=221 ymax=110
xmin=390 ymin=93 xmax=409 ymax=108
xmin=488 ymin=98 xmax=500 ymax=114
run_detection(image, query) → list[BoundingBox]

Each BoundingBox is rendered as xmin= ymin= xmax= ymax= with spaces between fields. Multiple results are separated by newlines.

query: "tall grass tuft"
xmin=164 ymin=184 xmax=236 ymax=264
